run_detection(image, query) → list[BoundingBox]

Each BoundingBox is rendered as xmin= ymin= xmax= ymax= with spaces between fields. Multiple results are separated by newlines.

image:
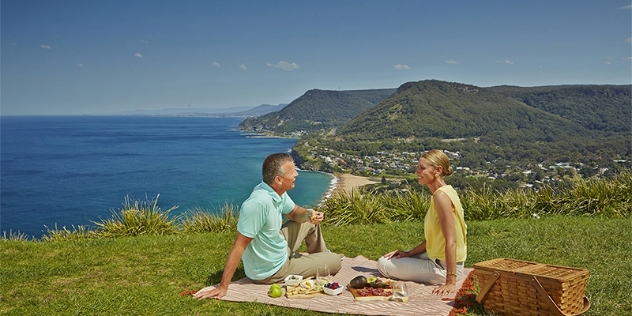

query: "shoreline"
xmin=318 ymin=172 xmax=380 ymax=205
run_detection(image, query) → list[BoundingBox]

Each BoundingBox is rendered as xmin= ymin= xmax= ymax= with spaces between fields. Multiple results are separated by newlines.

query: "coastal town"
xmin=298 ymin=146 xmax=630 ymax=190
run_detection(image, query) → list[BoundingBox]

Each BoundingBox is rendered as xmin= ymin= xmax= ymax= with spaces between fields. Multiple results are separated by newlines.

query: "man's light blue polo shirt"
xmin=237 ymin=182 xmax=296 ymax=280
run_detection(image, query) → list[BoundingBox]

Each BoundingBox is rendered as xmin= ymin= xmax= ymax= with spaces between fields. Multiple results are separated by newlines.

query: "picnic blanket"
xmin=195 ymin=255 xmax=474 ymax=315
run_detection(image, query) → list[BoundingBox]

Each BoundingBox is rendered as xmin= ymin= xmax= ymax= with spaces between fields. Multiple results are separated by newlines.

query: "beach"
xmin=332 ymin=173 xmax=380 ymax=194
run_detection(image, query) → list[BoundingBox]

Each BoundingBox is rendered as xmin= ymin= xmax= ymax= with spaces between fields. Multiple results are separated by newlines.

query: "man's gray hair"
xmin=262 ymin=153 xmax=294 ymax=185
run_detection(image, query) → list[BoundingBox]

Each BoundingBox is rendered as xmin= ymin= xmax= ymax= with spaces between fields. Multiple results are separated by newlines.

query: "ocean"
xmin=0 ymin=116 xmax=335 ymax=239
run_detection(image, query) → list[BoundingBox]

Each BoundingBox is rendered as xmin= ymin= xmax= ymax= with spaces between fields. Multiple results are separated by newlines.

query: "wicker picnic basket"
xmin=474 ymin=258 xmax=590 ymax=316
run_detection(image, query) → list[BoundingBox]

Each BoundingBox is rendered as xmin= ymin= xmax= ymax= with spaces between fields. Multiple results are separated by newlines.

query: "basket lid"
xmin=473 ymin=258 xmax=539 ymax=273
xmin=474 ymin=258 xmax=589 ymax=282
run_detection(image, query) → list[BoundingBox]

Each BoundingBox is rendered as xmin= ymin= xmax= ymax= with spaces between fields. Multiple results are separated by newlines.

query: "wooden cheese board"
xmin=347 ymin=280 xmax=395 ymax=301
xmin=348 ymin=286 xmax=394 ymax=301
xmin=286 ymin=291 xmax=325 ymax=299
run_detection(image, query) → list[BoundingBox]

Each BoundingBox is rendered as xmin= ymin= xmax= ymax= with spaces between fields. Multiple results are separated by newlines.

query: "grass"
xmin=1 ymin=216 xmax=631 ymax=315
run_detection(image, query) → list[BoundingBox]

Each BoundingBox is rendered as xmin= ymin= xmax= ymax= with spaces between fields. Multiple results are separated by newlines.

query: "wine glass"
xmin=391 ymin=281 xmax=409 ymax=303
xmin=316 ymin=264 xmax=330 ymax=285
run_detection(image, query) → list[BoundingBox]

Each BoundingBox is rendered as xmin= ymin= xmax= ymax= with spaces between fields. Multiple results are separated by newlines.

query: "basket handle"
xmin=475 ymin=271 xmax=500 ymax=304
xmin=531 ymin=276 xmax=591 ymax=316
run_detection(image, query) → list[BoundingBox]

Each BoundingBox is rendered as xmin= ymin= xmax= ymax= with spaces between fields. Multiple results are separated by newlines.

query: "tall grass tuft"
xmin=381 ymin=190 xmax=429 ymax=222
xmin=0 ymin=230 xmax=32 ymax=242
xmin=463 ymin=185 xmax=535 ymax=220
xmin=323 ymin=170 xmax=632 ymax=225
xmin=320 ymin=189 xmax=389 ymax=225
xmin=180 ymin=203 xmax=239 ymax=234
xmin=557 ymin=172 xmax=632 ymax=216
xmin=41 ymin=224 xmax=95 ymax=242
xmin=92 ymin=195 xmax=178 ymax=237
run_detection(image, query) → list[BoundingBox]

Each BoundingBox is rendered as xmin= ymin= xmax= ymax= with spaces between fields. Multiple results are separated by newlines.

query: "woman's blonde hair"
xmin=422 ymin=149 xmax=453 ymax=177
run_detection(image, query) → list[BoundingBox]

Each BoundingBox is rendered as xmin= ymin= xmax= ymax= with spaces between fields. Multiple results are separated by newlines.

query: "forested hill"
xmin=289 ymin=80 xmax=629 ymax=181
xmin=335 ymin=80 xmax=603 ymax=144
xmin=487 ymin=85 xmax=631 ymax=133
xmin=238 ymin=88 xmax=396 ymax=134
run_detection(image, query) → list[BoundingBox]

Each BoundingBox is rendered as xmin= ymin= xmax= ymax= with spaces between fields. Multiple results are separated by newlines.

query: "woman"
xmin=377 ymin=149 xmax=467 ymax=296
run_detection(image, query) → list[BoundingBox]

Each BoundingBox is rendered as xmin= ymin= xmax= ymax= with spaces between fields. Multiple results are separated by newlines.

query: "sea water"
xmin=0 ymin=116 xmax=334 ymax=239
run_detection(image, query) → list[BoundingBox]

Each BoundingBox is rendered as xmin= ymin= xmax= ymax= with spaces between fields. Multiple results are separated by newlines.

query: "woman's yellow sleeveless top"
xmin=424 ymin=185 xmax=467 ymax=262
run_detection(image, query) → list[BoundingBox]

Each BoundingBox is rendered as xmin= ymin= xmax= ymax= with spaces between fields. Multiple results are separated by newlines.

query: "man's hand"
xmin=287 ymin=206 xmax=322 ymax=223
xmin=309 ymin=210 xmax=324 ymax=224
xmin=194 ymin=233 xmax=251 ymax=300
xmin=193 ymin=285 xmax=228 ymax=300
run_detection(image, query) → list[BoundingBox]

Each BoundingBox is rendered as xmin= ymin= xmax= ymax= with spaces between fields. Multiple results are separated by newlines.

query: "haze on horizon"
xmin=2 ymin=0 xmax=631 ymax=116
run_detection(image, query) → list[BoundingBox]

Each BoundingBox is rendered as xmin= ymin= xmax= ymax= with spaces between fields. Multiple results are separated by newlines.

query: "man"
xmin=194 ymin=153 xmax=342 ymax=299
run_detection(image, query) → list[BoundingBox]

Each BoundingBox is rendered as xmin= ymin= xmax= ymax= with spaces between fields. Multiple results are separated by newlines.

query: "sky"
xmin=1 ymin=0 xmax=631 ymax=116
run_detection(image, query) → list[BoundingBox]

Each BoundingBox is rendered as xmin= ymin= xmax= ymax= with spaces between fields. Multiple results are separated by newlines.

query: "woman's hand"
xmin=383 ymin=250 xmax=409 ymax=260
xmin=432 ymin=283 xmax=456 ymax=296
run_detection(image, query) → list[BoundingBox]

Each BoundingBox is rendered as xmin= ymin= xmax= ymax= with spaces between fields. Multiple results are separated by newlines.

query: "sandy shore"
xmin=332 ymin=173 xmax=380 ymax=195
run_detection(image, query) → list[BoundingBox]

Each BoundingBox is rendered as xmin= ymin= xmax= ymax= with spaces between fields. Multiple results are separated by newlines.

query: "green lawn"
xmin=1 ymin=216 xmax=630 ymax=315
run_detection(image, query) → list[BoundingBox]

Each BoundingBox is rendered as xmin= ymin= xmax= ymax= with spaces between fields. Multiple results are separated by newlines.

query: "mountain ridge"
xmin=238 ymin=88 xmax=396 ymax=134
xmin=334 ymin=80 xmax=599 ymax=143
